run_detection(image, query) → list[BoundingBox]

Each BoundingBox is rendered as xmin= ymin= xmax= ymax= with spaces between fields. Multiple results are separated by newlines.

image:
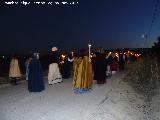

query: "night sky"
xmin=0 ymin=0 xmax=160 ymax=54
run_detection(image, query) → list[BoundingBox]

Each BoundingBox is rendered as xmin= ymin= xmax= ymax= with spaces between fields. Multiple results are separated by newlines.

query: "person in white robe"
xmin=48 ymin=47 xmax=62 ymax=85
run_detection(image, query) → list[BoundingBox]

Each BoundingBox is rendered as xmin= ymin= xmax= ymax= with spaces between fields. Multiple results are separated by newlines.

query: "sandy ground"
xmin=0 ymin=72 xmax=159 ymax=120
xmin=150 ymin=88 xmax=160 ymax=120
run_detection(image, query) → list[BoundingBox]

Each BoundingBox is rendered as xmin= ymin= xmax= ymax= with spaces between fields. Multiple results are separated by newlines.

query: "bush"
xmin=124 ymin=56 xmax=160 ymax=100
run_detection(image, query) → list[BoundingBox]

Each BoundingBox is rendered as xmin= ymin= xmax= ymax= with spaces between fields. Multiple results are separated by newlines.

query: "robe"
xmin=9 ymin=58 xmax=21 ymax=78
xmin=25 ymin=58 xmax=32 ymax=80
xmin=28 ymin=58 xmax=45 ymax=92
xmin=93 ymin=52 xmax=107 ymax=84
xmin=61 ymin=60 xmax=71 ymax=79
xmin=48 ymin=52 xmax=62 ymax=84
xmin=73 ymin=56 xmax=92 ymax=93
xmin=48 ymin=63 xmax=62 ymax=84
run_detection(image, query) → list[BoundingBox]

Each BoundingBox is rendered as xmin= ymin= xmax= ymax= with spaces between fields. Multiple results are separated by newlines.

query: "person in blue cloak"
xmin=28 ymin=53 xmax=45 ymax=92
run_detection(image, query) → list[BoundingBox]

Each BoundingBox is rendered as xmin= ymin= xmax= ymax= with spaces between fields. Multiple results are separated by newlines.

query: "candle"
xmin=71 ymin=51 xmax=74 ymax=57
xmin=88 ymin=44 xmax=91 ymax=62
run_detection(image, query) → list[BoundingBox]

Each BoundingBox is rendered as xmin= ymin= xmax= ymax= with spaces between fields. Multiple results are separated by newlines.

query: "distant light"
xmin=141 ymin=34 xmax=147 ymax=38
xmin=135 ymin=54 xmax=140 ymax=57
xmin=62 ymin=54 xmax=65 ymax=58
xmin=115 ymin=53 xmax=119 ymax=57
xmin=2 ymin=56 xmax=4 ymax=59
xmin=130 ymin=52 xmax=133 ymax=55
xmin=141 ymin=34 xmax=145 ymax=38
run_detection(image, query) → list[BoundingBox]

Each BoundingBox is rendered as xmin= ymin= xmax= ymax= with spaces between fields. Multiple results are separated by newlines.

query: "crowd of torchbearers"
xmin=8 ymin=46 xmax=141 ymax=93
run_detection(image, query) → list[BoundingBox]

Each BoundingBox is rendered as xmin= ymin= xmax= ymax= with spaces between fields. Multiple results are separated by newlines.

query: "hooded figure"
xmin=28 ymin=54 xmax=45 ymax=92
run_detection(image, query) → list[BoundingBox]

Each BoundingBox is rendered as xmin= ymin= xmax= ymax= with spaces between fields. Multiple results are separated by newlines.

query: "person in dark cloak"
xmin=28 ymin=53 xmax=45 ymax=92
xmin=119 ymin=53 xmax=125 ymax=70
xmin=61 ymin=54 xmax=73 ymax=79
xmin=93 ymin=48 xmax=107 ymax=84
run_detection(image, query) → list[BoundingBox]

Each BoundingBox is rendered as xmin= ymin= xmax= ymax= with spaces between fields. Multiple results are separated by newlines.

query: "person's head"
xmin=11 ymin=54 xmax=18 ymax=59
xmin=33 ymin=53 xmax=39 ymax=59
xmin=79 ymin=48 xmax=88 ymax=58
xmin=97 ymin=47 xmax=104 ymax=53
xmin=68 ymin=53 xmax=73 ymax=59
xmin=73 ymin=52 xmax=78 ymax=58
xmin=51 ymin=47 xmax=58 ymax=52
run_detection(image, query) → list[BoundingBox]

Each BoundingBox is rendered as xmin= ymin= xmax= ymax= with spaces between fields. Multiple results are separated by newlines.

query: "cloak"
xmin=28 ymin=58 xmax=45 ymax=92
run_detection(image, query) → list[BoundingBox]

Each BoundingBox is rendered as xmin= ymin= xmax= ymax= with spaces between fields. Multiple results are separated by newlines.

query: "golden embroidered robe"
xmin=73 ymin=56 xmax=92 ymax=93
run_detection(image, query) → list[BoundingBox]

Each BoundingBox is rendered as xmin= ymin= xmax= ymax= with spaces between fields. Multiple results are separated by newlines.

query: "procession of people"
xmin=7 ymin=46 xmax=137 ymax=94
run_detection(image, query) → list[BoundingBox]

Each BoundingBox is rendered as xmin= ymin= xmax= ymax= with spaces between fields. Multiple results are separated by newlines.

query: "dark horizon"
xmin=0 ymin=47 xmax=151 ymax=56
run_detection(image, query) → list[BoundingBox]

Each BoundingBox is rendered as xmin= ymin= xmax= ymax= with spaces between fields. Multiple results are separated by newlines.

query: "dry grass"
xmin=124 ymin=56 xmax=160 ymax=100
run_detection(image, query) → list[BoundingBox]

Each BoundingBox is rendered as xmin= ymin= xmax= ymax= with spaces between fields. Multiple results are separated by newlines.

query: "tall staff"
xmin=71 ymin=51 xmax=74 ymax=57
xmin=88 ymin=44 xmax=91 ymax=62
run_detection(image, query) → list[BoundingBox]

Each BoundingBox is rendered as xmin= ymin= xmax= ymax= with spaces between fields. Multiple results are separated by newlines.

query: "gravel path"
xmin=0 ymin=72 xmax=146 ymax=120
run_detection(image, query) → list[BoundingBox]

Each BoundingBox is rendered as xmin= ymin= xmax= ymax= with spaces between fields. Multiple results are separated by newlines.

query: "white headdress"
xmin=52 ymin=47 xmax=58 ymax=51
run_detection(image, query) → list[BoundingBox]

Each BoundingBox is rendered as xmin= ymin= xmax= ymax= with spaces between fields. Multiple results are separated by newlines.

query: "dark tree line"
xmin=152 ymin=36 xmax=160 ymax=58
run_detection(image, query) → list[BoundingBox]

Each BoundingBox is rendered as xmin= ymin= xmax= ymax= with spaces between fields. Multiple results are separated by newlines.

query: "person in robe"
xmin=25 ymin=56 xmax=32 ymax=81
xmin=119 ymin=53 xmax=125 ymax=70
xmin=73 ymin=52 xmax=78 ymax=71
xmin=73 ymin=48 xmax=92 ymax=93
xmin=61 ymin=53 xmax=74 ymax=79
xmin=110 ymin=56 xmax=119 ymax=74
xmin=93 ymin=48 xmax=107 ymax=84
xmin=9 ymin=55 xmax=22 ymax=85
xmin=28 ymin=53 xmax=45 ymax=92
xmin=48 ymin=47 xmax=62 ymax=85
xmin=106 ymin=53 xmax=113 ymax=78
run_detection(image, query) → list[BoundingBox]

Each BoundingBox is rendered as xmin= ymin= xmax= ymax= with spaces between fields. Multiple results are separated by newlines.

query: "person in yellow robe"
xmin=73 ymin=49 xmax=92 ymax=93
